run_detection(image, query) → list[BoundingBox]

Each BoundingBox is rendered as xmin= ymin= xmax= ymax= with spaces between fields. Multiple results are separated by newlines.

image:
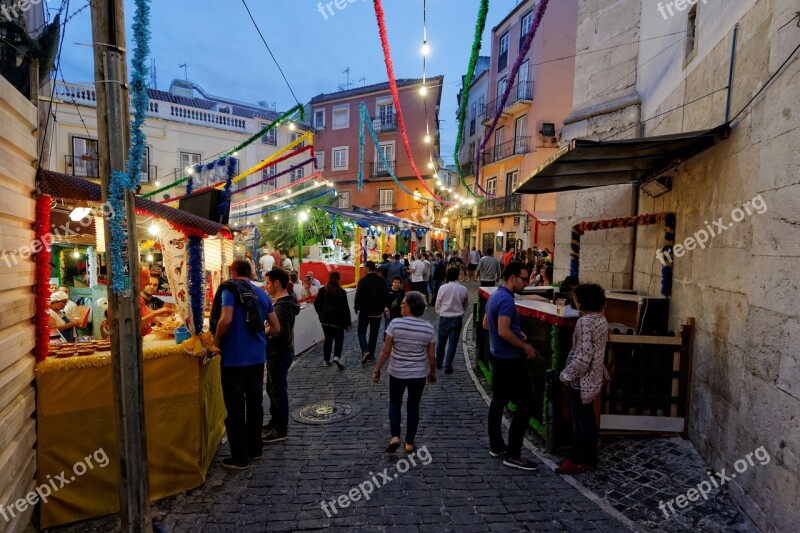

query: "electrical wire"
xmin=730 ymin=40 xmax=800 ymax=123
xmin=58 ymin=70 xmax=92 ymax=139
xmin=240 ymin=0 xmax=301 ymax=107
xmin=38 ymin=0 xmax=71 ymax=170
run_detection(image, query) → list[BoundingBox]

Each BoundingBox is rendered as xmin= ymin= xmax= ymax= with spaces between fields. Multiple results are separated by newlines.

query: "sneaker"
xmin=263 ymin=429 xmax=288 ymax=444
xmin=554 ymin=459 xmax=588 ymax=475
xmin=436 ymin=363 xmax=443 ymax=370
xmin=361 ymin=352 xmax=370 ymax=365
xmin=489 ymin=446 xmax=507 ymax=458
xmin=221 ymin=458 xmax=250 ymax=470
xmin=444 ymin=367 xmax=453 ymax=374
xmin=503 ymin=456 xmax=539 ymax=471
xmin=333 ymin=357 xmax=344 ymax=370
xmin=323 ymin=361 xmax=331 ymax=367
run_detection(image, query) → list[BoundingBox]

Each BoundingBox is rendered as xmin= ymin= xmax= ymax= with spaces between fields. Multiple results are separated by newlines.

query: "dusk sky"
xmin=57 ymin=0 xmax=516 ymax=164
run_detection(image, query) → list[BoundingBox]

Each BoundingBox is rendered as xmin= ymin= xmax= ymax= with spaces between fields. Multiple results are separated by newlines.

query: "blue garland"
xmin=187 ymin=236 xmax=204 ymax=334
xmin=218 ymin=157 xmax=236 ymax=219
xmin=358 ymin=102 xmax=436 ymax=203
xmin=108 ymin=0 xmax=150 ymax=293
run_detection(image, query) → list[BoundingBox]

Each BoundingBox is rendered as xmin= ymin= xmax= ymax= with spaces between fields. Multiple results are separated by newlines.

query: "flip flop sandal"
xmin=386 ymin=441 xmax=401 ymax=453
xmin=404 ymin=443 xmax=415 ymax=453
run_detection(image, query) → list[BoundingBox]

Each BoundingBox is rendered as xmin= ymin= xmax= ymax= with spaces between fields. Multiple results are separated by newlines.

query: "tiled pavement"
xmin=57 ymin=282 xmax=754 ymax=532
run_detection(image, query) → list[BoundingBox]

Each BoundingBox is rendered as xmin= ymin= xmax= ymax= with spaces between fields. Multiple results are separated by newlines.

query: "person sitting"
xmin=48 ymin=291 xmax=81 ymax=343
xmin=140 ymin=276 xmax=166 ymax=311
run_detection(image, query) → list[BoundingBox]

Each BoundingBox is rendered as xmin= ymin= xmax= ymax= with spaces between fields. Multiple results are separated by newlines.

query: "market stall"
xmin=34 ymin=170 xmax=233 ymax=528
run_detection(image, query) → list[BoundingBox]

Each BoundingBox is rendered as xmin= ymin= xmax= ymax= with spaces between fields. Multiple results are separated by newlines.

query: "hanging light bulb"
xmin=146 ymin=253 xmax=154 ymax=263
xmin=154 ymin=180 xmax=161 ymax=187
xmin=427 ymin=160 xmax=434 ymax=170
xmin=289 ymin=122 xmax=296 ymax=131
xmin=273 ymin=215 xmax=279 ymax=221
xmin=298 ymin=211 xmax=309 ymax=222
xmin=148 ymin=223 xmax=160 ymax=236
xmin=424 ymin=134 xmax=432 ymax=144
xmin=233 ymin=151 xmax=239 ymax=156
xmin=287 ymin=188 xmax=292 ymax=194
xmin=72 ymin=247 xmax=80 ymax=259
xmin=419 ymin=85 xmax=428 ymax=96
xmin=421 ymin=41 xmax=430 ymax=56
xmin=186 ymin=166 xmax=194 ymax=174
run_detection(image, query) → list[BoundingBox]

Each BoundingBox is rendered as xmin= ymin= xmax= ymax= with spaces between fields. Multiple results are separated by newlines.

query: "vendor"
xmin=139 ymin=268 xmax=172 ymax=335
xmin=48 ymin=291 xmax=81 ymax=342
xmin=58 ymin=286 xmax=81 ymax=322
xmin=141 ymin=276 xmax=166 ymax=311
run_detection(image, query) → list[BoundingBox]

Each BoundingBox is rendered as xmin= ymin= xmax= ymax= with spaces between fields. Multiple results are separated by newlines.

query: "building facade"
xmin=309 ymin=77 xmax=444 ymax=223
xmin=545 ymin=0 xmax=800 ymax=530
xmin=48 ymin=79 xmax=312 ymax=224
xmin=466 ymin=0 xmax=579 ymax=257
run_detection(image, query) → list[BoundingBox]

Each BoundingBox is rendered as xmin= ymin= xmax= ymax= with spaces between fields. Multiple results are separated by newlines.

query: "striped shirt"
xmin=385 ymin=317 xmax=436 ymax=379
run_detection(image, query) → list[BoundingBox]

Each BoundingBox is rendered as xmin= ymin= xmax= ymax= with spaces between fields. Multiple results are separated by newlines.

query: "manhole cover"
xmin=292 ymin=400 xmax=360 ymax=425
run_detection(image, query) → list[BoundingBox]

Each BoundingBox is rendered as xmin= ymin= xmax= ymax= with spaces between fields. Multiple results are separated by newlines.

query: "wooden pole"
xmin=89 ymin=1 xmax=152 ymax=531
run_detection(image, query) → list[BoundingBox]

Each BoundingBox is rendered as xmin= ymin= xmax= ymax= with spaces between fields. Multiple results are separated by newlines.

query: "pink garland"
xmin=475 ymin=0 xmax=550 ymax=182
xmin=372 ymin=0 xmax=452 ymax=205
xmin=34 ymin=195 xmax=52 ymax=361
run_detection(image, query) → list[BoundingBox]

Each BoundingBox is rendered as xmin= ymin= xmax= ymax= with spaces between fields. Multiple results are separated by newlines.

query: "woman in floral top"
xmin=556 ymin=283 xmax=609 ymax=474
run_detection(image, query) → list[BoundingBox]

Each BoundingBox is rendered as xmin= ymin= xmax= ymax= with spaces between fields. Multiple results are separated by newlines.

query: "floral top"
xmin=560 ymin=312 xmax=609 ymax=404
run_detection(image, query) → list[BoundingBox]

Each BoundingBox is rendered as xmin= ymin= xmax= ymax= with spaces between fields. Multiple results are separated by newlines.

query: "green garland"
xmin=453 ymin=0 xmax=488 ymax=199
xmin=141 ymin=103 xmax=305 ymax=199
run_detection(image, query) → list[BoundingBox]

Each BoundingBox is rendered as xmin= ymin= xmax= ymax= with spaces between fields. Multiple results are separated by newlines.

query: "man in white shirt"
xmin=409 ymin=253 xmax=427 ymax=296
xmin=58 ymin=286 xmax=81 ymax=322
xmin=421 ymin=252 xmax=433 ymax=304
xmin=435 ymin=266 xmax=469 ymax=374
xmin=469 ymin=247 xmax=481 ymax=281
xmin=259 ymin=250 xmax=275 ymax=277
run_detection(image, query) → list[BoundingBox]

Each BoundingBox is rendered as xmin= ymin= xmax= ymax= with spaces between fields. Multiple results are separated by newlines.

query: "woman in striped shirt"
xmin=373 ymin=291 xmax=436 ymax=453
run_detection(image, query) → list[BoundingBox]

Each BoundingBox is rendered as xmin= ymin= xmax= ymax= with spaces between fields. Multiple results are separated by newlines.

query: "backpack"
xmin=210 ymin=279 xmax=266 ymax=334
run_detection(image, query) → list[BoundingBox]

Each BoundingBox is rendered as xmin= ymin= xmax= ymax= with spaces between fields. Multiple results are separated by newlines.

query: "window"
xmin=376 ymin=100 xmax=395 ymax=131
xmin=514 ymin=115 xmax=528 ymax=154
xmin=494 ymin=126 xmax=505 ymax=160
xmin=261 ymin=166 xmax=277 ymax=192
xmin=139 ymin=147 xmax=152 ymax=183
xmin=291 ymin=167 xmax=305 ymax=182
xmin=377 ymin=189 xmax=394 ymax=211
xmin=332 ymin=104 xmax=349 ymax=129
xmin=70 ymin=136 xmax=99 ymax=178
xmin=315 ymin=151 xmax=325 ymax=171
xmin=520 ymin=12 xmax=533 ymax=51
xmin=333 ymin=147 xmax=349 ymax=169
xmin=469 ymin=102 xmax=476 ymax=136
xmin=337 ymin=191 xmax=351 ymax=209
xmin=685 ymin=5 xmax=698 ymax=64
xmin=498 ymin=31 xmax=509 ymax=71
xmin=261 ymin=124 xmax=277 ymax=145
xmin=505 ymin=171 xmax=519 ymax=195
xmin=486 ymin=177 xmax=497 ymax=196
xmin=314 ymin=109 xmax=325 ymax=130
xmin=180 ymin=151 xmax=201 ymax=172
xmin=376 ymin=141 xmax=394 ymax=164
xmin=497 ymin=77 xmax=508 ymax=112
xmin=468 ymin=141 xmax=476 ymax=163
xmin=291 ymin=131 xmax=305 ymax=147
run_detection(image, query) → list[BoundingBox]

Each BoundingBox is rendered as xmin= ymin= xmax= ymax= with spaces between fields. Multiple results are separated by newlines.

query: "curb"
xmin=461 ymin=312 xmax=643 ymax=533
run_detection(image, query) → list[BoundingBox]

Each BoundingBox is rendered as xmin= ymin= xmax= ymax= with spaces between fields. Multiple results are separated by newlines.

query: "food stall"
xmin=34 ymin=170 xmax=233 ymax=528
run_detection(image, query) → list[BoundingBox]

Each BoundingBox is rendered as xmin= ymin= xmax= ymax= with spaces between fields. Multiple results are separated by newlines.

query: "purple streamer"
xmin=475 ymin=0 xmax=550 ymax=182
xmin=233 ymin=158 xmax=315 ymax=196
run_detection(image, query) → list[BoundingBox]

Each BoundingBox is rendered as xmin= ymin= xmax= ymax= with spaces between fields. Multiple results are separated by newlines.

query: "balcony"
xmin=370 ymin=160 xmax=396 ymax=180
xmin=65 ymin=155 xmax=157 ymax=183
xmin=373 ymin=202 xmax=396 ymax=212
xmin=372 ymin=115 xmax=397 ymax=133
xmin=481 ymin=81 xmax=534 ymax=124
xmin=481 ymin=136 xmax=532 ymax=166
xmin=478 ymin=194 xmax=522 ymax=218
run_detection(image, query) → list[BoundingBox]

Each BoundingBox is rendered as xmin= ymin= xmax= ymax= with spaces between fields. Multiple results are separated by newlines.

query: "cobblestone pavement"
xmin=63 ymin=284 xmax=632 ymax=532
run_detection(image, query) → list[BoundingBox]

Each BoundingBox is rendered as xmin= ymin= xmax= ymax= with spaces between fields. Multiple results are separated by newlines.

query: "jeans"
xmin=488 ymin=356 xmax=534 ymax=459
xmin=568 ymin=386 xmax=598 ymax=467
xmin=410 ymin=281 xmax=427 ymax=295
xmin=322 ymin=325 xmax=344 ymax=362
xmin=436 ymin=316 xmax=462 ymax=369
xmin=389 ymin=376 xmax=426 ymax=444
xmin=432 ymin=280 xmax=443 ymax=305
xmin=480 ymin=280 xmax=496 ymax=287
xmin=221 ymin=363 xmax=265 ymax=463
xmin=266 ymin=352 xmax=294 ymax=435
xmin=358 ymin=313 xmax=382 ymax=357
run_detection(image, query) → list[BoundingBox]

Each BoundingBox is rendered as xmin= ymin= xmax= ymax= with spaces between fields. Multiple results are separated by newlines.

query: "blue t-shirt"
xmin=486 ymin=286 xmax=523 ymax=359
xmin=219 ymin=286 xmax=273 ymax=367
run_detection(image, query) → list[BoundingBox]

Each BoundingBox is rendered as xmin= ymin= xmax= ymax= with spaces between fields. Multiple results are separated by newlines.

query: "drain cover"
xmin=292 ymin=400 xmax=360 ymax=425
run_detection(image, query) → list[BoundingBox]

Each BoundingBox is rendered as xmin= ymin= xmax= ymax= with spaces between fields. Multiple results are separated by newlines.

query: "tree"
xmin=257 ymin=195 xmax=352 ymax=254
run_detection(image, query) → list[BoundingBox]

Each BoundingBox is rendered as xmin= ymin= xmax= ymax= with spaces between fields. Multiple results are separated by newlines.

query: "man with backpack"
xmin=211 ymin=259 xmax=280 ymax=470
xmin=263 ymin=268 xmax=301 ymax=444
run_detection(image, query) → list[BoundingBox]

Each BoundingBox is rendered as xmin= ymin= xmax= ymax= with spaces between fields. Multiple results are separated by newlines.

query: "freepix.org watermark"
xmin=319 ymin=445 xmax=433 ymax=517
xmin=658 ymin=445 xmax=770 ymax=518
xmin=0 ymin=447 xmax=110 ymax=523
xmin=657 ymin=0 xmax=708 ymax=21
xmin=656 ymin=194 xmax=767 ymax=266
xmin=316 ymin=0 xmax=366 ymax=21
xmin=1 ymin=0 xmax=44 ymax=23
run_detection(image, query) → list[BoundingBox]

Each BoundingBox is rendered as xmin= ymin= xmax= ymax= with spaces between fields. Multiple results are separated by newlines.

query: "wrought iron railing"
xmin=477 ymin=194 xmax=522 ymax=217
xmin=482 ymin=136 xmax=532 ymax=165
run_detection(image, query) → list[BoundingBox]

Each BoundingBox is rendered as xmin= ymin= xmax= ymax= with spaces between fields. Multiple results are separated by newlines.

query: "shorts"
xmin=468 ymin=264 xmax=478 ymax=272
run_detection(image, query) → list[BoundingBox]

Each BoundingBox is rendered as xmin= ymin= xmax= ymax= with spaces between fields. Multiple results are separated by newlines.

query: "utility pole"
xmin=89 ymin=1 xmax=152 ymax=531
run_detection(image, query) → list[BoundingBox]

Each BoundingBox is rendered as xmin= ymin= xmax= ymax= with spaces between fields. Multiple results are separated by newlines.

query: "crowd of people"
xmin=212 ymin=246 xmax=608 ymax=476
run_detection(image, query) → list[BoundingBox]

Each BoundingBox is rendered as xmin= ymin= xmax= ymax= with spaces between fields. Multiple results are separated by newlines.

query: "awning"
xmin=38 ymin=169 xmax=231 ymax=238
xmin=515 ymin=124 xmax=731 ymax=194
xmin=313 ymin=205 xmax=438 ymax=231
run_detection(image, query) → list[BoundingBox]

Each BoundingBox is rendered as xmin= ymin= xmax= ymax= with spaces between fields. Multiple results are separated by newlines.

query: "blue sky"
xmin=57 ymin=0 xmax=515 ymax=164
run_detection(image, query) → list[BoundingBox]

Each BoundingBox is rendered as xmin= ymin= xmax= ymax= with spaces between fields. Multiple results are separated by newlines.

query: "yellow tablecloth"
xmin=35 ymin=336 xmax=226 ymax=528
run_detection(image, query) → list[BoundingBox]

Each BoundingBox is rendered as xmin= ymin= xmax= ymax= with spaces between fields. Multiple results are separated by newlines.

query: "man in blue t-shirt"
xmin=213 ymin=259 xmax=280 ymax=470
xmin=483 ymin=261 xmax=540 ymax=471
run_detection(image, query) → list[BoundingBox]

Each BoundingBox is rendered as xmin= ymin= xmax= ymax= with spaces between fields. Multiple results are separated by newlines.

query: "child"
xmin=556 ymin=283 xmax=609 ymax=474
xmin=384 ymin=276 xmax=405 ymax=339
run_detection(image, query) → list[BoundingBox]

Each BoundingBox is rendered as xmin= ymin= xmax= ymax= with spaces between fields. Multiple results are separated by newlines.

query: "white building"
xmin=48 ymin=79 xmax=313 ymax=223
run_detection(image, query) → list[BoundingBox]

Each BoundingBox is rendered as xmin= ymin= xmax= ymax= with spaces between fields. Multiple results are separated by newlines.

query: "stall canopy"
xmin=38 ymin=169 xmax=230 ymax=237
xmin=514 ymin=124 xmax=731 ymax=194
xmin=313 ymin=204 xmax=443 ymax=231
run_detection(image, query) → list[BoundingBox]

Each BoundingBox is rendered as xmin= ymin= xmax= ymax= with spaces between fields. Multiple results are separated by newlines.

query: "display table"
xmin=476 ymin=288 xmax=578 ymax=453
xmin=35 ymin=336 xmax=226 ymax=528
xmin=300 ymin=261 xmax=355 ymax=286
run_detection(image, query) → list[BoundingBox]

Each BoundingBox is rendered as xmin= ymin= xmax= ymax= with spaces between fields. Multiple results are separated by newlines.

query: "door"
xmin=482 ymin=233 xmax=494 ymax=255
xmin=505 ymin=171 xmax=519 ymax=197
xmin=377 ymin=142 xmax=394 ymax=174
xmin=377 ymin=102 xmax=394 ymax=130
xmin=71 ymin=137 xmax=99 ymax=177
xmin=378 ymin=189 xmax=394 ymax=211
xmin=506 ymin=232 xmax=517 ymax=253
xmin=496 ymin=77 xmax=507 ymax=113
xmin=517 ymin=61 xmax=530 ymax=100
xmin=515 ymin=116 xmax=528 ymax=154
xmin=494 ymin=127 xmax=505 ymax=161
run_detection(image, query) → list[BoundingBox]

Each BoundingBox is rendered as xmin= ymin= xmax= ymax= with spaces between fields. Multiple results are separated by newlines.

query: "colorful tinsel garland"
xmin=453 ymin=0 xmax=489 ymax=199
xmin=187 ymin=236 xmax=204 ymax=335
xmin=34 ymin=194 xmax=52 ymax=361
xmin=218 ymin=157 xmax=237 ymax=220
